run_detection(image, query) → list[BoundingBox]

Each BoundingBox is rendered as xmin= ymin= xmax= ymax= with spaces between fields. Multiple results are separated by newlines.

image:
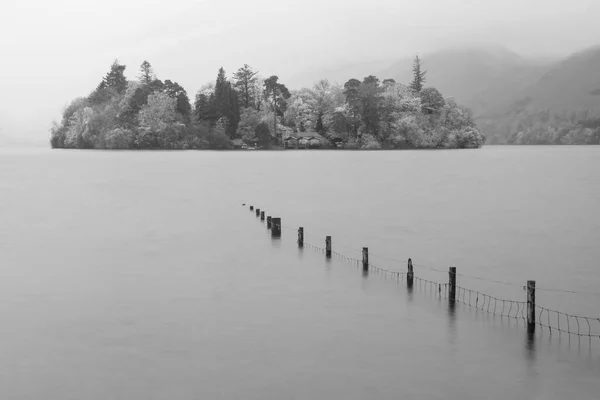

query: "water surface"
xmin=0 ymin=147 xmax=599 ymax=399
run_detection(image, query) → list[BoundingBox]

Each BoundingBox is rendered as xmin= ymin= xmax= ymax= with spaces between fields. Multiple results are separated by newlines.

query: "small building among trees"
xmin=283 ymin=131 xmax=327 ymax=149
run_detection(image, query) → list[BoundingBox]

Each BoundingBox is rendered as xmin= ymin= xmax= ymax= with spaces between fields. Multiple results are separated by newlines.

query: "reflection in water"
xmin=324 ymin=254 xmax=332 ymax=271
xmin=447 ymin=299 xmax=457 ymax=344
xmin=525 ymin=329 xmax=536 ymax=368
xmin=297 ymin=247 xmax=304 ymax=261
xmin=406 ymin=282 xmax=414 ymax=303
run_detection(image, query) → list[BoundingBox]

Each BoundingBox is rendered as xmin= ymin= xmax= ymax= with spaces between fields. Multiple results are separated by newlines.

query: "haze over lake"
xmin=0 ymin=146 xmax=599 ymax=399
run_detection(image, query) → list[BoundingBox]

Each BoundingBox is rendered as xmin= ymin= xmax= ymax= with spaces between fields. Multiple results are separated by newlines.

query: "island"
xmin=50 ymin=58 xmax=485 ymax=150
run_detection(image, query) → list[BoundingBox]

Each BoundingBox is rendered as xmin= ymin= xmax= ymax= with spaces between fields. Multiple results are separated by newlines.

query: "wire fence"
xmin=247 ymin=205 xmax=600 ymax=340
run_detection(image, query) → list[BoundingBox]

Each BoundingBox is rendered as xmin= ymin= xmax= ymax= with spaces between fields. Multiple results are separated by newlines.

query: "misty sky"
xmin=1 ymin=0 xmax=599 ymax=145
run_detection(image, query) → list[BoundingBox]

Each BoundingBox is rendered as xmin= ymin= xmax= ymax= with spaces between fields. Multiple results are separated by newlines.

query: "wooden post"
xmin=267 ymin=216 xmax=272 ymax=229
xmin=250 ymin=206 xmax=254 ymax=211
xmin=298 ymin=227 xmax=304 ymax=247
xmin=527 ymin=280 xmax=536 ymax=333
xmin=325 ymin=236 xmax=332 ymax=258
xmin=256 ymin=208 xmax=260 ymax=217
xmin=362 ymin=247 xmax=369 ymax=271
xmin=449 ymin=267 xmax=457 ymax=302
xmin=260 ymin=211 xmax=265 ymax=221
xmin=407 ymin=258 xmax=414 ymax=287
xmin=271 ymin=218 xmax=281 ymax=237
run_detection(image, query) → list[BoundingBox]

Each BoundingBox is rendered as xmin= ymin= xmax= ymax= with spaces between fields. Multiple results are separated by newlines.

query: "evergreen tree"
xmin=233 ymin=64 xmax=259 ymax=108
xmin=193 ymin=93 xmax=209 ymax=121
xmin=214 ymin=67 xmax=228 ymax=115
xmin=138 ymin=60 xmax=156 ymax=84
xmin=89 ymin=59 xmax=128 ymax=104
xmin=103 ymin=59 xmax=128 ymax=94
xmin=409 ymin=55 xmax=426 ymax=93
xmin=343 ymin=78 xmax=361 ymax=136
xmin=359 ymin=75 xmax=382 ymax=136
xmin=315 ymin=114 xmax=325 ymax=134
xmin=163 ymin=80 xmax=191 ymax=120
xmin=194 ymin=93 xmax=218 ymax=125
xmin=263 ymin=75 xmax=291 ymax=142
xmin=212 ymin=68 xmax=241 ymax=138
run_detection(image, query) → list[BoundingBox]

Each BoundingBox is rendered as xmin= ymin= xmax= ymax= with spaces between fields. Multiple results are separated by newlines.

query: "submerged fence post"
xmin=298 ymin=227 xmax=304 ymax=247
xmin=407 ymin=258 xmax=414 ymax=288
xmin=449 ymin=267 xmax=457 ymax=302
xmin=527 ymin=280 xmax=536 ymax=333
xmin=326 ymin=236 xmax=332 ymax=258
xmin=267 ymin=216 xmax=272 ymax=229
xmin=271 ymin=218 xmax=281 ymax=237
xmin=256 ymin=208 xmax=260 ymax=217
xmin=260 ymin=211 xmax=265 ymax=221
xmin=362 ymin=247 xmax=369 ymax=272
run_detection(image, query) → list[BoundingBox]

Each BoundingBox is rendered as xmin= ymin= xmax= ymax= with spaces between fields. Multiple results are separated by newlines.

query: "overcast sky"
xmin=1 ymin=0 xmax=599 ymax=145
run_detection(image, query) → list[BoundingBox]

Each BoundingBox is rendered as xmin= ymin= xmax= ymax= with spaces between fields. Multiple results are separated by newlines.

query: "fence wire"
xmin=246 ymin=204 xmax=600 ymax=340
xmin=534 ymin=305 xmax=600 ymax=338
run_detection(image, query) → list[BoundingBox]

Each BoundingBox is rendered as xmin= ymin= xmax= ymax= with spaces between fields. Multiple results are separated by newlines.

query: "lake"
xmin=0 ymin=146 xmax=599 ymax=399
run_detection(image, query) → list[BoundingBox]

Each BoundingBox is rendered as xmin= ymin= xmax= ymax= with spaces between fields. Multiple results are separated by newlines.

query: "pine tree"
xmin=315 ymin=114 xmax=325 ymax=134
xmin=89 ymin=59 xmax=128 ymax=104
xmin=343 ymin=78 xmax=361 ymax=136
xmin=138 ymin=60 xmax=156 ymax=84
xmin=233 ymin=64 xmax=258 ymax=108
xmin=103 ymin=59 xmax=128 ymax=94
xmin=409 ymin=55 xmax=426 ymax=93
xmin=211 ymin=68 xmax=242 ymax=138
xmin=263 ymin=76 xmax=291 ymax=143
xmin=214 ymin=67 xmax=228 ymax=115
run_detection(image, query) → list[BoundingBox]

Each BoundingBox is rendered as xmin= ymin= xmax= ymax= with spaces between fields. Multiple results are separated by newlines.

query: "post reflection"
xmin=524 ymin=329 xmax=536 ymax=367
xmin=447 ymin=298 xmax=457 ymax=344
xmin=406 ymin=281 xmax=414 ymax=303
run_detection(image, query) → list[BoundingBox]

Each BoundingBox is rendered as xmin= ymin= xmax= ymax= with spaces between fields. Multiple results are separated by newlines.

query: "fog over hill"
xmin=290 ymin=43 xmax=600 ymax=145
xmin=2 ymin=0 xmax=600 ymax=147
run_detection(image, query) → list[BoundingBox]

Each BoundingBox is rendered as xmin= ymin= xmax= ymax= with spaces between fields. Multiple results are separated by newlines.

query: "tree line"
xmin=478 ymin=106 xmax=600 ymax=145
xmin=50 ymin=57 xmax=485 ymax=150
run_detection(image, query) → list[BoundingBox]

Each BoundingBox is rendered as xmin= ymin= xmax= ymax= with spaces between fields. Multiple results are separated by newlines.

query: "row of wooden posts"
xmin=247 ymin=204 xmax=538 ymax=333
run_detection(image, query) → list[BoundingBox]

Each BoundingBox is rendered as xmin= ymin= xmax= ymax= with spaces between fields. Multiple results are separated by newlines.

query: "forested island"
xmin=50 ymin=58 xmax=485 ymax=150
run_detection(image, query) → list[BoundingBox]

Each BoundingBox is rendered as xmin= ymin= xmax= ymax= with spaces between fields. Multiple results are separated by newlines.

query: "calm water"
xmin=0 ymin=146 xmax=599 ymax=399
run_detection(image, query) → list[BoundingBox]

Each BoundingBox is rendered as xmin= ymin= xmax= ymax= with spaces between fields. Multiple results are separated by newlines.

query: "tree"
xmin=163 ymin=80 xmax=191 ymax=120
xmin=419 ymin=87 xmax=445 ymax=114
xmin=358 ymin=75 xmax=382 ymax=136
xmin=343 ymin=78 xmax=362 ymax=136
xmin=138 ymin=60 xmax=156 ymax=84
xmin=102 ymin=59 xmax=128 ymax=94
xmin=233 ymin=64 xmax=259 ymax=108
xmin=263 ymin=75 xmax=291 ymax=142
xmin=213 ymin=68 xmax=241 ymax=137
xmin=137 ymin=92 xmax=178 ymax=147
xmin=409 ymin=55 xmax=426 ymax=93
xmin=255 ymin=122 xmax=272 ymax=148
xmin=193 ymin=93 xmax=216 ymax=124
xmin=118 ymin=82 xmax=152 ymax=127
xmin=89 ymin=60 xmax=128 ymax=105
xmin=311 ymin=79 xmax=337 ymax=134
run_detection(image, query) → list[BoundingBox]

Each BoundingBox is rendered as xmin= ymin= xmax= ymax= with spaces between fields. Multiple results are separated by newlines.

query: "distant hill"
xmin=286 ymin=58 xmax=396 ymax=88
xmin=347 ymin=45 xmax=599 ymax=144
xmin=380 ymin=46 xmax=551 ymax=116
xmin=476 ymin=46 xmax=600 ymax=144
xmin=289 ymin=45 xmax=555 ymax=118
xmin=489 ymin=46 xmax=600 ymax=113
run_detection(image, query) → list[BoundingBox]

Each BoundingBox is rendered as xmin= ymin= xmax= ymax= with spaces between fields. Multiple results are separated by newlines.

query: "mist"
xmin=1 ymin=0 xmax=599 ymax=146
